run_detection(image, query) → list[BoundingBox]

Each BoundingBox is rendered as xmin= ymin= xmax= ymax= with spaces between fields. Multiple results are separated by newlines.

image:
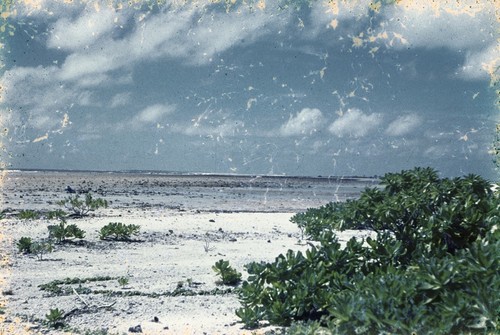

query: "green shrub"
xmin=46 ymin=209 xmax=67 ymax=220
xmin=57 ymin=193 xmax=107 ymax=217
xmin=45 ymin=308 xmax=65 ymax=328
xmin=17 ymin=237 xmax=33 ymax=253
xmin=18 ymin=209 xmax=40 ymax=220
xmin=17 ymin=237 xmax=53 ymax=259
xmin=117 ymin=276 xmax=129 ymax=288
xmin=31 ymin=240 xmax=54 ymax=260
xmin=236 ymin=168 xmax=499 ymax=334
xmin=212 ymin=259 xmax=242 ymax=286
xmin=99 ymin=222 xmax=140 ymax=241
xmin=48 ymin=218 xmax=85 ymax=243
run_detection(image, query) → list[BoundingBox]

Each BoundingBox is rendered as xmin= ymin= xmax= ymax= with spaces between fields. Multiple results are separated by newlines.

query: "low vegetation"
xmin=45 ymin=308 xmax=65 ymax=329
xmin=99 ymin=222 xmax=140 ymax=241
xmin=48 ymin=218 xmax=86 ymax=243
xmin=236 ymin=167 xmax=499 ymax=334
xmin=17 ymin=237 xmax=53 ymax=260
xmin=212 ymin=259 xmax=242 ymax=286
xmin=17 ymin=236 xmax=33 ymax=253
xmin=38 ymin=276 xmax=234 ymax=298
xmin=18 ymin=209 xmax=40 ymax=220
xmin=57 ymin=193 xmax=107 ymax=217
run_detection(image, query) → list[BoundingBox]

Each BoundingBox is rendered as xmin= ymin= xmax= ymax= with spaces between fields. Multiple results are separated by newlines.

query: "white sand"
xmin=0 ymin=172 xmax=372 ymax=334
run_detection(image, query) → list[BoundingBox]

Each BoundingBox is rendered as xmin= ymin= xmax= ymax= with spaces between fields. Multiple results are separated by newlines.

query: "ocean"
xmin=1 ymin=170 xmax=379 ymax=213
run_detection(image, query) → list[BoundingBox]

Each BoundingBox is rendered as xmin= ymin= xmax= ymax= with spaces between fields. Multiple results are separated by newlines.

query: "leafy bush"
xmin=237 ymin=168 xmax=499 ymax=333
xmin=17 ymin=236 xmax=33 ymax=253
xmin=48 ymin=218 xmax=85 ymax=243
xmin=17 ymin=237 xmax=53 ymax=260
xmin=117 ymin=276 xmax=129 ymax=288
xmin=31 ymin=240 xmax=54 ymax=260
xmin=212 ymin=259 xmax=242 ymax=286
xmin=18 ymin=209 xmax=40 ymax=220
xmin=45 ymin=308 xmax=65 ymax=328
xmin=99 ymin=222 xmax=140 ymax=241
xmin=46 ymin=209 xmax=67 ymax=220
xmin=57 ymin=193 xmax=107 ymax=217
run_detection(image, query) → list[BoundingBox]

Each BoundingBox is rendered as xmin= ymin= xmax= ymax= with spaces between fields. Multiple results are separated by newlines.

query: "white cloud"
xmin=172 ymin=108 xmax=245 ymax=138
xmin=424 ymin=145 xmax=450 ymax=159
xmin=458 ymin=44 xmax=500 ymax=80
xmin=374 ymin=1 xmax=498 ymax=81
xmin=378 ymin=1 xmax=497 ymax=50
xmin=110 ymin=92 xmax=132 ymax=108
xmin=53 ymin=2 xmax=291 ymax=84
xmin=385 ymin=114 xmax=422 ymax=136
xmin=13 ymin=0 xmax=84 ymax=20
xmin=59 ymin=51 xmax=122 ymax=81
xmin=308 ymin=0 xmax=371 ymax=36
xmin=280 ymin=108 xmax=324 ymax=137
xmin=181 ymin=120 xmax=244 ymax=138
xmin=329 ymin=108 xmax=382 ymax=138
xmin=47 ymin=7 xmax=118 ymax=51
xmin=0 ymin=65 xmax=95 ymax=130
xmin=134 ymin=104 xmax=176 ymax=123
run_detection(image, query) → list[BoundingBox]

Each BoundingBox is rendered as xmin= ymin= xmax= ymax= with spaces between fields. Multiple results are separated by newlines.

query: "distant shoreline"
xmin=2 ymin=167 xmax=380 ymax=182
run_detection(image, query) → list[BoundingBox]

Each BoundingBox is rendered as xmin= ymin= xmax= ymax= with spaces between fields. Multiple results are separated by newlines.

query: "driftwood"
xmin=63 ymin=288 xmax=116 ymax=319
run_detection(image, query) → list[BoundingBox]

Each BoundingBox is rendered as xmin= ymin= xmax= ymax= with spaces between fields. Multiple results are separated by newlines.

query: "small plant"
xmin=235 ymin=306 xmax=263 ymax=330
xmin=45 ymin=307 xmax=65 ymax=328
xmin=48 ymin=218 xmax=85 ymax=243
xmin=46 ymin=209 xmax=67 ymax=220
xmin=117 ymin=276 xmax=129 ymax=288
xmin=30 ymin=240 xmax=54 ymax=260
xmin=18 ymin=209 xmax=40 ymax=220
xmin=212 ymin=259 xmax=242 ymax=286
xmin=57 ymin=193 xmax=107 ymax=217
xmin=99 ymin=222 xmax=140 ymax=241
xmin=203 ymin=237 xmax=215 ymax=254
xmin=17 ymin=236 xmax=33 ymax=253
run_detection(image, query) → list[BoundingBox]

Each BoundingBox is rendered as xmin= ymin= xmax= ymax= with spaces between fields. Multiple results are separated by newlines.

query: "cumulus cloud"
xmin=385 ymin=114 xmax=422 ymax=136
xmin=134 ymin=104 xmax=176 ymax=123
xmin=329 ymin=109 xmax=382 ymax=138
xmin=280 ymin=108 xmax=324 ymax=137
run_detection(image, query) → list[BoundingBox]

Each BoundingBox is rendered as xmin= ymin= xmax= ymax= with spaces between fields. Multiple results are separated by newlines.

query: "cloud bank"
xmin=329 ymin=109 xmax=382 ymax=138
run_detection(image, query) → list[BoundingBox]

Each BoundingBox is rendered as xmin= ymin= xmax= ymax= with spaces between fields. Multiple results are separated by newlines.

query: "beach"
xmin=0 ymin=171 xmax=375 ymax=334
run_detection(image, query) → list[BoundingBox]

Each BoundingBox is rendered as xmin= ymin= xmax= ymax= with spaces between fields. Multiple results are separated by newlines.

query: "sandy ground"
xmin=0 ymin=172 xmax=373 ymax=334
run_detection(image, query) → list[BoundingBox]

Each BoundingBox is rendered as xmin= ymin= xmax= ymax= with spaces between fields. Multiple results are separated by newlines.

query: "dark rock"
xmin=152 ymin=316 xmax=159 ymax=323
xmin=65 ymin=186 xmax=76 ymax=194
xmin=128 ymin=324 xmax=142 ymax=333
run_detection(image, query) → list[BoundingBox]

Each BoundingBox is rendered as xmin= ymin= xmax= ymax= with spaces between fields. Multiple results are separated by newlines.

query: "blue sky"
xmin=1 ymin=0 xmax=499 ymax=178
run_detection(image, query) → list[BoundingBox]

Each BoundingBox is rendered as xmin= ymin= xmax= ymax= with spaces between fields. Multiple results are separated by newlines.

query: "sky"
xmin=0 ymin=0 xmax=499 ymax=179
